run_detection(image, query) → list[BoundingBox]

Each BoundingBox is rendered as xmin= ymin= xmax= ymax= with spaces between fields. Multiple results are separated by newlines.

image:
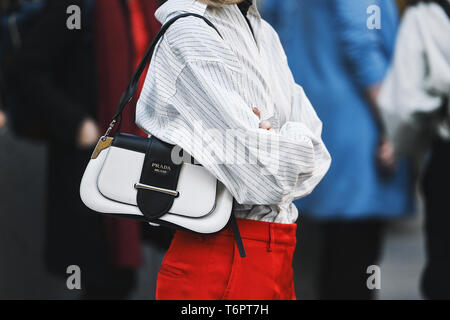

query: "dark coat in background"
xmin=7 ymin=0 xmax=132 ymax=295
xmin=7 ymin=0 xmax=168 ymax=297
xmin=94 ymin=0 xmax=163 ymax=269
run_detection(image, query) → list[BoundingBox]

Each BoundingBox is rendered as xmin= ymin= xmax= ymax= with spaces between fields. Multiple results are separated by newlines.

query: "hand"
xmin=377 ymin=138 xmax=396 ymax=177
xmin=367 ymin=84 xmax=381 ymax=105
xmin=252 ymin=108 xmax=271 ymax=130
xmin=0 ymin=110 xmax=6 ymax=128
xmin=77 ymin=118 xmax=100 ymax=149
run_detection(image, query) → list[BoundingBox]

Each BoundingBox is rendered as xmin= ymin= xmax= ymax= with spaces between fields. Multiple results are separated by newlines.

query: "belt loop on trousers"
xmin=267 ymin=223 xmax=272 ymax=253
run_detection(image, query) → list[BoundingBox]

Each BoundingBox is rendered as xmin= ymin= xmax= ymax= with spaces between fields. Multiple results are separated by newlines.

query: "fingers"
xmin=0 ymin=111 xmax=6 ymax=128
xmin=77 ymin=118 xmax=101 ymax=149
xmin=377 ymin=141 xmax=396 ymax=167
xmin=259 ymin=120 xmax=272 ymax=130
xmin=253 ymin=108 xmax=272 ymax=130
xmin=252 ymin=107 xmax=261 ymax=119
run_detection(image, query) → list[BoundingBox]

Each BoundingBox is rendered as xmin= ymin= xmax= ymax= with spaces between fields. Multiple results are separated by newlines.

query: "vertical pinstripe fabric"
xmin=136 ymin=0 xmax=331 ymax=224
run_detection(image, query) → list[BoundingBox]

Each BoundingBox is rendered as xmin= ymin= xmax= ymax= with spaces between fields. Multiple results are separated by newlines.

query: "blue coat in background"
xmin=262 ymin=0 xmax=414 ymax=220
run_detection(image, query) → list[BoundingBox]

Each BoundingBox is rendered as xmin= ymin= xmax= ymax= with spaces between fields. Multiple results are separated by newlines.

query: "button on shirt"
xmin=136 ymin=0 xmax=331 ymax=224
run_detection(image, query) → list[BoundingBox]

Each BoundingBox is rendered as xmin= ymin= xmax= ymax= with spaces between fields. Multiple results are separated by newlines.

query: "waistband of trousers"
xmin=220 ymin=218 xmax=297 ymax=246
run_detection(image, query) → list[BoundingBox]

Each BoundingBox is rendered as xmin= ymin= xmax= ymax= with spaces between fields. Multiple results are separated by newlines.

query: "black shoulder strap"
xmin=103 ymin=12 xmax=223 ymax=137
xmin=104 ymin=13 xmax=247 ymax=257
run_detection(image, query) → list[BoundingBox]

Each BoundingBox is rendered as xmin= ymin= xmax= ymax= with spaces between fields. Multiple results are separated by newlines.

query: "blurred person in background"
xmin=378 ymin=0 xmax=450 ymax=300
xmin=262 ymin=0 xmax=414 ymax=299
xmin=94 ymin=0 xmax=172 ymax=300
xmin=5 ymin=0 xmax=165 ymax=299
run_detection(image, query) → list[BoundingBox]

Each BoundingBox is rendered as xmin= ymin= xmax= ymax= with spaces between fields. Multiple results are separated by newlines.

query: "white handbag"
xmin=79 ymin=13 xmax=246 ymax=256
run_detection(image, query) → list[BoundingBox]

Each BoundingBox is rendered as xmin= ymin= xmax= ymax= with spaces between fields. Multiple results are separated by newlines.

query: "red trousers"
xmin=156 ymin=219 xmax=297 ymax=300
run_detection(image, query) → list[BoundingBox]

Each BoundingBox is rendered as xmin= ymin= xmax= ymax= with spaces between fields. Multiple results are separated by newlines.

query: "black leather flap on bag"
xmin=135 ymin=136 xmax=183 ymax=220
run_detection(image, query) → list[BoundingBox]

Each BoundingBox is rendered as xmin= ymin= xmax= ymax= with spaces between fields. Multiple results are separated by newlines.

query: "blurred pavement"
xmin=379 ymin=211 xmax=425 ymax=300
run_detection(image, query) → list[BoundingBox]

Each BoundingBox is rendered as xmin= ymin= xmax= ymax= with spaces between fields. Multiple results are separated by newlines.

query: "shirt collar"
xmin=246 ymin=0 xmax=261 ymax=19
xmin=155 ymin=0 xmax=261 ymax=24
xmin=155 ymin=0 xmax=207 ymax=23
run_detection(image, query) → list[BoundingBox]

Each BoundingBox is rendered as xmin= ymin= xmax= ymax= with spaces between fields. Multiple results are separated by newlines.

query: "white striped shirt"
xmin=136 ymin=0 xmax=331 ymax=224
